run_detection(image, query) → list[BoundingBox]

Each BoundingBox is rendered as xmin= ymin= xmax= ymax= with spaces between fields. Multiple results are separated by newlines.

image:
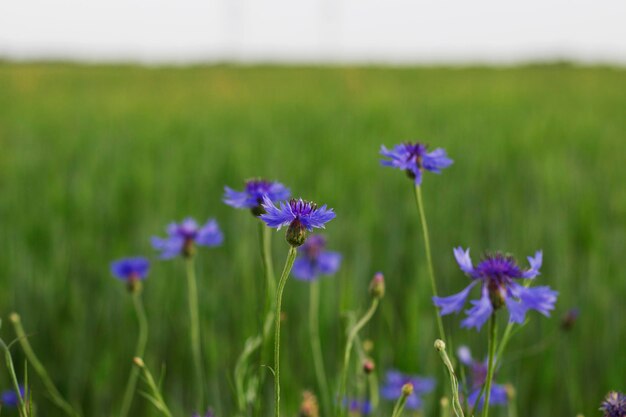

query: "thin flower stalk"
xmin=0 ymin=334 xmax=28 ymax=417
xmin=186 ymin=257 xmax=206 ymax=411
xmin=309 ymin=280 xmax=330 ymax=415
xmin=482 ymin=315 xmax=498 ymax=417
xmin=133 ymin=358 xmax=173 ymax=417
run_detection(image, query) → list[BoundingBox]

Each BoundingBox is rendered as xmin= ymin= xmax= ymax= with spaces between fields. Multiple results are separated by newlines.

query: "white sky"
xmin=1 ymin=0 xmax=625 ymax=64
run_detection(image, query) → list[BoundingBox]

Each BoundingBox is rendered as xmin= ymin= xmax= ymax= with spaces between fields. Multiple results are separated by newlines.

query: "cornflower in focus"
xmin=600 ymin=391 xmax=626 ymax=417
xmin=433 ymin=247 xmax=558 ymax=330
xmin=380 ymin=142 xmax=453 ymax=184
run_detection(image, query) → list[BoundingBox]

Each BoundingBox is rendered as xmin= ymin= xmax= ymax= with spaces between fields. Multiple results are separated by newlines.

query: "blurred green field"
xmin=0 ymin=63 xmax=625 ymax=417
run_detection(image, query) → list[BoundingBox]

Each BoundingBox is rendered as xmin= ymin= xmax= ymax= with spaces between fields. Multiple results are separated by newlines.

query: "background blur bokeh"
xmin=0 ymin=63 xmax=625 ymax=416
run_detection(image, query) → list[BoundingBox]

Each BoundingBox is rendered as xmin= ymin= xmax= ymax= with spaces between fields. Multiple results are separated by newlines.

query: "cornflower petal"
xmin=433 ymin=281 xmax=478 ymax=315
xmin=461 ymin=285 xmax=493 ymax=330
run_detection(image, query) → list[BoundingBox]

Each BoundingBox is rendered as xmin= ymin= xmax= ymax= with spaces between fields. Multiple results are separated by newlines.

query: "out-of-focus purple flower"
xmin=601 ymin=391 xmax=626 ymax=417
xmin=111 ymin=257 xmax=150 ymax=282
xmin=380 ymin=142 xmax=453 ymax=185
xmin=1 ymin=386 xmax=25 ymax=407
xmin=380 ymin=370 xmax=435 ymax=410
xmin=223 ymin=179 xmax=290 ymax=215
xmin=457 ymin=346 xmax=508 ymax=410
xmin=561 ymin=308 xmax=580 ymax=331
xmin=433 ymin=247 xmax=558 ymax=331
xmin=260 ymin=197 xmax=335 ymax=246
xmin=344 ymin=398 xmax=372 ymax=416
xmin=292 ymin=235 xmax=341 ymax=281
xmin=151 ymin=218 xmax=223 ymax=259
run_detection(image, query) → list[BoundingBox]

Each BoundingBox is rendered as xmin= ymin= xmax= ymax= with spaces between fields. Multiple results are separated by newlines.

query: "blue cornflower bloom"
xmin=192 ymin=409 xmax=215 ymax=417
xmin=223 ymin=179 xmax=290 ymax=216
xmin=292 ymin=235 xmax=341 ymax=281
xmin=1 ymin=386 xmax=25 ymax=407
xmin=111 ymin=257 xmax=150 ymax=282
xmin=151 ymin=217 xmax=223 ymax=259
xmin=433 ymin=247 xmax=558 ymax=330
xmin=380 ymin=142 xmax=453 ymax=185
xmin=601 ymin=392 xmax=626 ymax=417
xmin=344 ymin=398 xmax=372 ymax=416
xmin=457 ymin=346 xmax=508 ymax=409
xmin=380 ymin=370 xmax=435 ymax=410
xmin=260 ymin=196 xmax=335 ymax=246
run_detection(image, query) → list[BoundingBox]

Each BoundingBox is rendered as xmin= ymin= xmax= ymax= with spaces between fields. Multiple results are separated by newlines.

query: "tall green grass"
xmin=0 ymin=63 xmax=624 ymax=416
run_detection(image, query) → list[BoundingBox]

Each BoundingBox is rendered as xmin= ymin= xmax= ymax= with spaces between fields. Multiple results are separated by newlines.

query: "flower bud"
xmin=133 ymin=357 xmax=145 ymax=368
xmin=286 ymin=220 xmax=308 ymax=247
xmin=434 ymin=339 xmax=446 ymax=352
xmin=127 ymin=277 xmax=143 ymax=294
xmin=369 ymin=272 xmax=385 ymax=299
xmin=362 ymin=359 xmax=375 ymax=374
xmin=9 ymin=312 xmax=20 ymax=324
xmin=401 ymin=382 xmax=414 ymax=397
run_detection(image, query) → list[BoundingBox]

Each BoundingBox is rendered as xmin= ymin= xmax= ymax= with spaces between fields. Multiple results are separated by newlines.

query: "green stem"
xmin=0 ymin=335 xmax=28 ymax=417
xmin=186 ymin=257 xmax=206 ymax=411
xmin=9 ymin=313 xmax=78 ymax=417
xmin=309 ymin=280 xmax=330 ymax=416
xmin=337 ymin=298 xmax=380 ymax=417
xmin=119 ymin=294 xmax=149 ymax=417
xmin=434 ymin=340 xmax=465 ymax=417
xmin=391 ymin=393 xmax=409 ymax=417
xmin=482 ymin=315 xmax=498 ymax=417
xmin=261 ymin=223 xmax=277 ymax=303
xmin=274 ymin=246 xmax=298 ymax=417
xmin=134 ymin=358 xmax=174 ymax=417
xmin=414 ymin=185 xmax=446 ymax=342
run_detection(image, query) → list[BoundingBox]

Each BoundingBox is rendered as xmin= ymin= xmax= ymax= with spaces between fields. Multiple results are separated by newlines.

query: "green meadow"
xmin=0 ymin=63 xmax=624 ymax=416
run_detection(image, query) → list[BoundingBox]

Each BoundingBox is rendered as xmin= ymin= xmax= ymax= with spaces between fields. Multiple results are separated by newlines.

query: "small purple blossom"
xmin=1 ymin=386 xmax=25 ymax=408
xmin=380 ymin=370 xmax=435 ymax=410
xmin=601 ymin=391 xmax=626 ymax=417
xmin=223 ymin=179 xmax=290 ymax=215
xmin=380 ymin=142 xmax=453 ymax=185
xmin=151 ymin=218 xmax=223 ymax=259
xmin=292 ymin=235 xmax=341 ymax=281
xmin=110 ymin=257 xmax=150 ymax=282
xmin=344 ymin=398 xmax=372 ymax=415
xmin=192 ymin=409 xmax=215 ymax=417
xmin=457 ymin=346 xmax=508 ymax=410
xmin=433 ymin=247 xmax=558 ymax=331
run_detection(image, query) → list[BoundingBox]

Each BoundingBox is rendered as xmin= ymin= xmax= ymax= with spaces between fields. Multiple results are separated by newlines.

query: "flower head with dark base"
xmin=380 ymin=370 xmax=435 ymax=410
xmin=601 ymin=392 xmax=626 ymax=417
xmin=1 ymin=386 xmax=25 ymax=408
xmin=260 ymin=196 xmax=335 ymax=247
xmin=457 ymin=346 xmax=508 ymax=409
xmin=380 ymin=142 xmax=453 ymax=185
xmin=292 ymin=235 xmax=341 ymax=281
xmin=151 ymin=218 xmax=223 ymax=259
xmin=111 ymin=257 xmax=150 ymax=292
xmin=433 ymin=247 xmax=558 ymax=330
xmin=224 ymin=179 xmax=290 ymax=216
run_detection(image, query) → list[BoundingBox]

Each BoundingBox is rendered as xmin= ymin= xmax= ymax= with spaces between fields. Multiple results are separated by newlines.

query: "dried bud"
xmin=286 ymin=220 xmax=308 ymax=247
xmin=9 ymin=312 xmax=20 ymax=324
xmin=434 ymin=339 xmax=446 ymax=351
xmin=299 ymin=391 xmax=319 ymax=417
xmin=369 ymin=272 xmax=385 ymax=299
xmin=362 ymin=359 xmax=375 ymax=374
xmin=401 ymin=382 xmax=414 ymax=397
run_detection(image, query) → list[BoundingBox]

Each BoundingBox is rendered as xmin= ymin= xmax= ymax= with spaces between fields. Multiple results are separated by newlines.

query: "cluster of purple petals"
xmin=292 ymin=235 xmax=341 ymax=281
xmin=601 ymin=392 xmax=626 ymax=417
xmin=223 ymin=179 xmax=290 ymax=210
xmin=380 ymin=370 xmax=435 ymax=410
xmin=151 ymin=218 xmax=223 ymax=259
xmin=192 ymin=409 xmax=215 ymax=417
xmin=1 ymin=386 xmax=25 ymax=408
xmin=457 ymin=346 xmax=508 ymax=409
xmin=344 ymin=398 xmax=372 ymax=415
xmin=433 ymin=247 xmax=558 ymax=330
xmin=110 ymin=257 xmax=150 ymax=282
xmin=260 ymin=196 xmax=335 ymax=231
xmin=380 ymin=142 xmax=453 ymax=185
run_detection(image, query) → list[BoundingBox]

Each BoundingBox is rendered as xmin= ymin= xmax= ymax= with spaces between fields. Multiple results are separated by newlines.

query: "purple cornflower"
xmin=1 ymin=386 xmax=25 ymax=407
xmin=433 ymin=247 xmax=558 ymax=331
xmin=380 ymin=370 xmax=435 ymax=410
xmin=380 ymin=142 xmax=453 ymax=185
xmin=601 ymin=392 xmax=626 ymax=417
xmin=192 ymin=409 xmax=215 ymax=417
xmin=111 ymin=257 xmax=150 ymax=282
xmin=151 ymin=217 xmax=223 ymax=259
xmin=344 ymin=398 xmax=372 ymax=416
xmin=223 ymin=179 xmax=290 ymax=216
xmin=260 ymin=196 xmax=335 ymax=247
xmin=292 ymin=235 xmax=341 ymax=281
xmin=457 ymin=346 xmax=508 ymax=409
